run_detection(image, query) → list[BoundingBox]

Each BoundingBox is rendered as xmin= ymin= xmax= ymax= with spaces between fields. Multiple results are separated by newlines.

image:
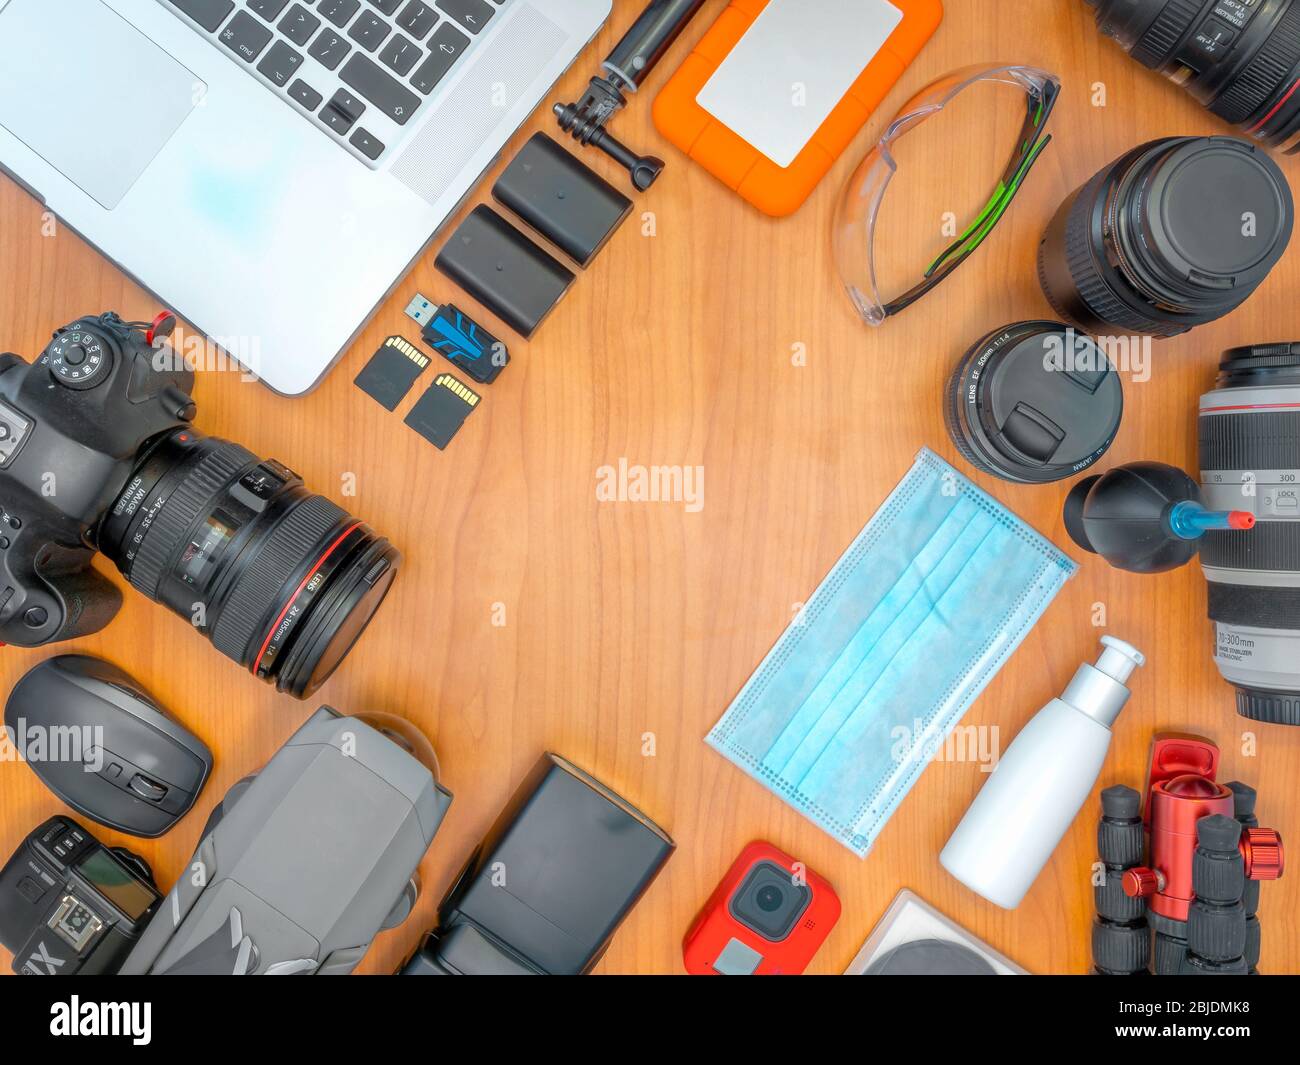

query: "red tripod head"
xmin=1122 ymin=738 xmax=1283 ymax=921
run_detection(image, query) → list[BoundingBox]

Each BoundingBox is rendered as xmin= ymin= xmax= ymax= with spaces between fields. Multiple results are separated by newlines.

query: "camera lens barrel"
xmin=945 ymin=321 xmax=1124 ymax=483
xmin=1090 ymin=0 xmax=1300 ymax=154
xmin=1039 ymin=136 xmax=1293 ymax=337
xmin=100 ymin=430 xmax=399 ymax=699
xmin=1199 ymin=344 xmax=1300 ymax=724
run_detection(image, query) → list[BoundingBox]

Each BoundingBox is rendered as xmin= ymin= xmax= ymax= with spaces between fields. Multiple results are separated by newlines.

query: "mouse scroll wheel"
xmin=128 ymin=774 xmax=168 ymax=803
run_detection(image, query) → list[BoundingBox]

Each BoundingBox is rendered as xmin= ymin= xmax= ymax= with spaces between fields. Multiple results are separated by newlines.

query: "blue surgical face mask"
xmin=707 ymin=448 xmax=1077 ymax=857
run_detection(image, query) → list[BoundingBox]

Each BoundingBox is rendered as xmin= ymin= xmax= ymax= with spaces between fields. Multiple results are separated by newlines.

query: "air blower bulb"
xmin=1063 ymin=461 xmax=1255 ymax=574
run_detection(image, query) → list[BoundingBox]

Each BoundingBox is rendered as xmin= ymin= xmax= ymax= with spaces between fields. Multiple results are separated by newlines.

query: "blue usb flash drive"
xmin=404 ymin=295 xmax=509 ymax=384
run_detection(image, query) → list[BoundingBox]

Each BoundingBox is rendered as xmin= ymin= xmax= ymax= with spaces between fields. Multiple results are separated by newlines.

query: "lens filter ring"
xmin=209 ymin=493 xmax=349 ymax=664
xmin=252 ymin=524 xmax=397 ymax=698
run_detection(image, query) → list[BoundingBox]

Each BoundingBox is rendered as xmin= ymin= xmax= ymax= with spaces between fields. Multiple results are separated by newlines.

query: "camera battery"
xmin=493 ymin=133 xmax=633 ymax=268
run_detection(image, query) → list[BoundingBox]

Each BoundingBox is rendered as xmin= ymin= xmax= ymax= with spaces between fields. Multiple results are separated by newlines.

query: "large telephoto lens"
xmin=98 ymin=430 xmax=399 ymax=699
xmin=1038 ymin=136 xmax=1293 ymax=337
xmin=1088 ymin=0 xmax=1300 ymax=153
xmin=1199 ymin=344 xmax=1300 ymax=724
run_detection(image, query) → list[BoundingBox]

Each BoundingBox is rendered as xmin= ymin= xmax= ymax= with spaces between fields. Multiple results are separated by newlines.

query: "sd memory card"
xmin=354 ymin=335 xmax=430 ymax=411
xmin=404 ymin=373 xmax=481 ymax=450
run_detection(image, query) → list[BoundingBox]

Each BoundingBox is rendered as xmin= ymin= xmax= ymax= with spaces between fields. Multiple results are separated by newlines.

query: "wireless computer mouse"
xmin=3 ymin=655 xmax=212 ymax=838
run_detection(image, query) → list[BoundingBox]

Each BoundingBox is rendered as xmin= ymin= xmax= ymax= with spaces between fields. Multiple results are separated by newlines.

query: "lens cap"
xmin=1134 ymin=138 xmax=1293 ymax=300
xmin=946 ymin=321 xmax=1125 ymax=484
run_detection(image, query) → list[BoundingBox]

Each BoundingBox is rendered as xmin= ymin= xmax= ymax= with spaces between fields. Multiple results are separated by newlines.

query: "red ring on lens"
xmin=1250 ymin=76 xmax=1300 ymax=134
xmin=250 ymin=520 xmax=364 ymax=676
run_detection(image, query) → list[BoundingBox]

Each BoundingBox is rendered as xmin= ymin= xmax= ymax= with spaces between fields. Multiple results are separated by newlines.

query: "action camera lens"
xmin=729 ymin=861 xmax=812 ymax=942
xmin=99 ymin=430 xmax=398 ymax=699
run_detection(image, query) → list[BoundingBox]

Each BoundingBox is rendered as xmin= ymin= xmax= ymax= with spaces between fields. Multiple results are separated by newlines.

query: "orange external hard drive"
xmin=653 ymin=0 xmax=943 ymax=217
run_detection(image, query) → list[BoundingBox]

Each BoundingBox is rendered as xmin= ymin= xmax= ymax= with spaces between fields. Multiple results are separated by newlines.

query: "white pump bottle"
xmin=939 ymin=635 xmax=1146 ymax=909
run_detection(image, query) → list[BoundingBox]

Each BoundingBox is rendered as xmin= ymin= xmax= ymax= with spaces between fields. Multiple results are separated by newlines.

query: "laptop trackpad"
xmin=0 ymin=0 xmax=197 ymax=209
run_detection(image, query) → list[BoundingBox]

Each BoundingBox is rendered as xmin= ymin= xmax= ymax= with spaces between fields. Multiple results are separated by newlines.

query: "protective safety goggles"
xmin=834 ymin=64 xmax=1061 ymax=326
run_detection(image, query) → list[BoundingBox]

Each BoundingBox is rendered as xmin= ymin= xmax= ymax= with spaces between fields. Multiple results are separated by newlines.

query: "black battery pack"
xmin=434 ymin=206 xmax=575 ymax=339
xmin=493 ymin=133 xmax=634 ymax=268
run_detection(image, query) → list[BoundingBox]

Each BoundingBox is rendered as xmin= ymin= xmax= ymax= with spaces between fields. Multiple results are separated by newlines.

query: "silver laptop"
xmin=0 ymin=0 xmax=610 ymax=395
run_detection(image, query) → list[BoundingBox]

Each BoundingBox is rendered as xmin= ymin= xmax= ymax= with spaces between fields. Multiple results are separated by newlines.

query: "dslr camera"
xmin=0 ymin=312 xmax=398 ymax=697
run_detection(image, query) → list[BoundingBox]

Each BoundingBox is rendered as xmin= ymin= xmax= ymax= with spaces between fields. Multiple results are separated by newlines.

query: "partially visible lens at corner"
xmin=1088 ymin=0 xmax=1300 ymax=153
xmin=1198 ymin=344 xmax=1300 ymax=724
xmin=1038 ymin=135 xmax=1293 ymax=337
xmin=98 ymin=429 xmax=399 ymax=699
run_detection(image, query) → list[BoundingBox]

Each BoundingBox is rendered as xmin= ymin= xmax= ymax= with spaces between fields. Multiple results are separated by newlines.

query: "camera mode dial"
xmin=45 ymin=328 xmax=112 ymax=390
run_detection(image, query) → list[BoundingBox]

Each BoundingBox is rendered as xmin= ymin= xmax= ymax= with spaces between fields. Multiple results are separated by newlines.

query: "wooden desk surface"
xmin=2 ymin=1 xmax=1298 ymax=976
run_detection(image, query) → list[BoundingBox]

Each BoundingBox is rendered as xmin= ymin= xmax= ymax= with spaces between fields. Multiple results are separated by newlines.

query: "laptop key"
xmin=379 ymin=34 xmax=420 ymax=77
xmin=367 ymin=0 xmax=403 ymax=14
xmin=320 ymin=106 xmax=355 ymax=136
xmin=277 ymin=4 xmax=321 ymax=47
xmin=288 ymin=79 xmax=324 ymax=112
xmin=396 ymin=1 xmax=438 ymax=40
xmin=339 ymin=54 xmax=422 ymax=124
xmin=330 ymin=88 xmax=366 ymax=124
xmin=348 ymin=12 xmax=392 ymax=52
xmin=257 ymin=41 xmax=304 ymax=86
xmin=435 ymin=0 xmax=495 ymax=35
xmin=247 ymin=0 xmax=290 ymax=20
xmin=318 ymin=0 xmax=361 ymax=27
xmin=350 ymin=128 xmax=386 ymax=161
xmin=412 ymin=23 xmax=470 ymax=95
xmin=219 ymin=12 xmax=274 ymax=63
xmin=169 ymin=0 xmax=235 ymax=34
xmin=309 ymin=29 xmax=352 ymax=71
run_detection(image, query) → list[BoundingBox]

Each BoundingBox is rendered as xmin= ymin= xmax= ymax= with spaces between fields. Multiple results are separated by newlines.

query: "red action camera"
xmin=683 ymin=841 xmax=840 ymax=975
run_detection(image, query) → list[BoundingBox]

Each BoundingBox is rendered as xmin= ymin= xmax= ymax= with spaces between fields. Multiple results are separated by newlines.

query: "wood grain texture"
xmin=2 ymin=0 xmax=1298 ymax=976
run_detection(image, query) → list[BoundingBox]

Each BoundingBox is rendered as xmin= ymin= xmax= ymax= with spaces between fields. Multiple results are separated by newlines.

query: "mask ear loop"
xmin=879 ymin=76 xmax=1060 ymax=320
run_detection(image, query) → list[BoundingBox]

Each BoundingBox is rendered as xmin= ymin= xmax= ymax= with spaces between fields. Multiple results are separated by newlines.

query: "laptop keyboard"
xmin=165 ymin=0 xmax=509 ymax=165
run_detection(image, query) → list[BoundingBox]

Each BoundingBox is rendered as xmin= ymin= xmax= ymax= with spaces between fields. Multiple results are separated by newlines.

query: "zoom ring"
xmin=1058 ymin=176 xmax=1163 ymax=334
xmin=1201 ymin=525 xmax=1300 ymax=573
xmin=127 ymin=442 xmax=256 ymax=599
xmin=1199 ymin=410 xmax=1300 ymax=470
xmin=1211 ymin=0 xmax=1300 ymax=126
xmin=210 ymin=493 xmax=349 ymax=663
xmin=1132 ymin=0 xmax=1206 ymax=68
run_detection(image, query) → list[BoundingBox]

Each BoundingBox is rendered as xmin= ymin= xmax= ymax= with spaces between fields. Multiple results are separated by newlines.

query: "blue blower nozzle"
xmin=1063 ymin=462 xmax=1255 ymax=575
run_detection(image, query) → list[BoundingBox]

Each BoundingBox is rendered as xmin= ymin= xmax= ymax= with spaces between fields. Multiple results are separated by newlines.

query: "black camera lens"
xmin=1199 ymin=344 xmax=1300 ymax=724
xmin=99 ymin=430 xmax=398 ymax=699
xmin=1039 ymin=136 xmax=1292 ymax=337
xmin=945 ymin=321 xmax=1125 ymax=484
xmin=728 ymin=861 xmax=811 ymax=942
xmin=1088 ymin=0 xmax=1300 ymax=153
